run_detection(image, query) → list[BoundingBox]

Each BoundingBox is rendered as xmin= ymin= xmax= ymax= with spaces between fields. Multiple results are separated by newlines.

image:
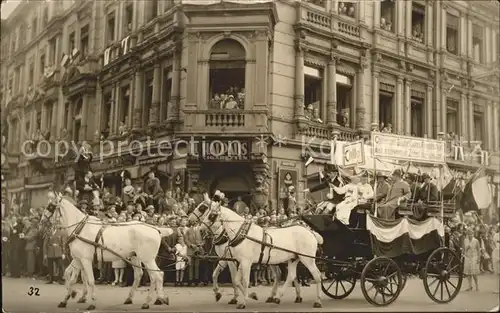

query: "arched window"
xmin=209 ymin=39 xmax=246 ymax=110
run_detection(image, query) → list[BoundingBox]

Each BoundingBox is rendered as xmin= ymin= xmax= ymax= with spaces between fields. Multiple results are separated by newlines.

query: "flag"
xmin=305 ymin=155 xmax=314 ymax=167
xmin=330 ymin=137 xmax=337 ymax=165
xmin=461 ymin=167 xmax=491 ymax=213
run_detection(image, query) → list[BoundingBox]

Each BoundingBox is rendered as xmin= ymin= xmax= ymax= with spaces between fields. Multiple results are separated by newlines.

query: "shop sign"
xmin=371 ymin=132 xmax=446 ymax=164
xmin=199 ymin=139 xmax=250 ymax=161
xmin=278 ymin=168 xmax=298 ymax=199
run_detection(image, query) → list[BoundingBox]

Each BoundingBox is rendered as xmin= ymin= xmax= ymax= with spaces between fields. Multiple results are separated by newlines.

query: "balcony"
xmin=297 ymin=119 xmax=358 ymax=141
xmin=444 ymin=139 xmax=499 ymax=170
xmin=182 ymin=110 xmax=268 ymax=135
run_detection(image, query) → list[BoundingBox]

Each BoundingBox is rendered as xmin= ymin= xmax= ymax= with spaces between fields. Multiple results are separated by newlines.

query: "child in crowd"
xmin=111 ymin=216 xmax=127 ymax=286
xmin=174 ymin=236 xmax=188 ymax=286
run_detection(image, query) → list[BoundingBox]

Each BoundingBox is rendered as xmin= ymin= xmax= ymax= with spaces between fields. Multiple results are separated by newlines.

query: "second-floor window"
xmin=473 ymin=111 xmax=483 ymax=142
xmin=161 ymin=67 xmax=172 ymax=122
xmin=31 ymin=17 xmax=37 ymax=40
xmin=124 ymin=4 xmax=133 ymax=34
xmin=337 ymin=74 xmax=353 ymax=127
xmin=80 ymin=25 xmax=89 ymax=58
xmin=101 ymin=92 xmax=112 ymax=137
xmin=339 ymin=2 xmax=356 ymax=18
xmin=120 ymin=86 xmax=130 ymax=125
xmin=380 ymin=0 xmax=395 ymax=32
xmin=411 ymin=3 xmax=425 ymax=44
xmin=209 ymin=39 xmax=246 ymax=110
xmin=143 ymin=76 xmax=153 ymax=126
xmin=39 ymin=53 xmax=46 ymax=77
xmin=305 ymin=0 xmax=325 ymax=8
xmin=379 ymin=86 xmax=394 ymax=131
xmin=446 ymin=99 xmax=459 ymax=136
xmin=42 ymin=6 xmax=48 ymax=27
xmin=48 ymin=38 xmax=57 ymax=66
xmin=147 ymin=0 xmax=158 ymax=22
xmin=446 ymin=13 xmax=459 ymax=55
xmin=410 ymin=97 xmax=424 ymax=137
xmin=69 ymin=31 xmax=75 ymax=53
xmin=106 ymin=11 xmax=116 ymax=44
xmin=28 ymin=63 xmax=34 ymax=86
xmin=472 ymin=24 xmax=484 ymax=64
xmin=304 ymin=66 xmax=323 ymax=123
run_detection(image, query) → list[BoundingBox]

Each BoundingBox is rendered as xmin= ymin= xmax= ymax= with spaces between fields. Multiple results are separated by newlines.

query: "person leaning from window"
xmin=376 ymin=169 xmax=411 ymax=220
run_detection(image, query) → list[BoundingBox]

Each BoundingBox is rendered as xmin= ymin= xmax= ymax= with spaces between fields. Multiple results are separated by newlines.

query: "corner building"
xmin=2 ymin=0 xmax=500 ymax=213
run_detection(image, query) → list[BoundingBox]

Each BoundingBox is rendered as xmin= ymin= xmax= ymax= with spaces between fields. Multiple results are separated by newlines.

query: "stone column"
xmin=326 ymin=55 xmax=338 ymax=127
xmin=486 ymin=100 xmax=493 ymax=150
xmin=395 ymin=75 xmax=404 ymax=133
xmin=148 ymin=61 xmax=161 ymax=127
xmin=168 ymin=50 xmax=181 ymax=125
xmin=41 ymin=103 xmax=47 ymax=131
xmin=467 ymin=15 xmax=473 ymax=59
xmin=441 ymin=4 xmax=447 ymax=51
xmin=425 ymin=84 xmax=433 ymax=138
xmin=404 ymin=79 xmax=412 ymax=135
xmin=426 ymin=2 xmax=433 ymax=48
xmin=355 ymin=66 xmax=366 ymax=130
xmin=294 ymin=45 xmax=305 ymax=118
xmin=132 ymin=66 xmax=143 ymax=132
xmin=493 ymin=103 xmax=499 ymax=151
xmin=127 ymin=81 xmax=134 ymax=128
xmin=325 ymin=0 xmax=331 ymax=12
xmin=111 ymin=83 xmax=119 ymax=135
xmin=459 ymin=92 xmax=467 ymax=140
xmin=440 ymin=87 xmax=447 ymax=135
xmin=373 ymin=0 xmax=380 ymax=28
xmin=67 ymin=100 xmax=74 ymax=137
xmin=467 ymin=93 xmax=474 ymax=143
xmin=80 ymin=93 xmax=88 ymax=141
xmin=371 ymin=69 xmax=379 ymax=128
xmin=405 ymin=1 xmax=412 ymax=38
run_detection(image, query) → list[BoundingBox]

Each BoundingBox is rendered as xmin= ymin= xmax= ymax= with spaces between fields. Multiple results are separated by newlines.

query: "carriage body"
xmin=302 ymin=206 xmax=463 ymax=306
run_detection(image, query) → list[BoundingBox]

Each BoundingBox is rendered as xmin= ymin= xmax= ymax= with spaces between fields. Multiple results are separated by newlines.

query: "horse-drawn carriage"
xmin=301 ymin=134 xmax=463 ymax=306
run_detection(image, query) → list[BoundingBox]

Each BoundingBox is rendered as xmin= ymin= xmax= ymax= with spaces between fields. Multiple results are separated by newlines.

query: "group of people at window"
xmin=209 ymin=86 xmax=245 ymax=110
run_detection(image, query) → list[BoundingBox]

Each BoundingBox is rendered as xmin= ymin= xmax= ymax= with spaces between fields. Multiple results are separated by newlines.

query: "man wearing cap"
xmin=377 ymin=169 xmax=411 ymax=220
xmin=144 ymin=170 xmax=165 ymax=213
xmin=413 ymin=173 xmax=439 ymax=219
xmin=374 ymin=173 xmax=390 ymax=203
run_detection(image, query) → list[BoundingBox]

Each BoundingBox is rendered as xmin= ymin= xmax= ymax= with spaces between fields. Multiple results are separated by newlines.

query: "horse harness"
xmin=228 ymin=220 xmax=274 ymax=266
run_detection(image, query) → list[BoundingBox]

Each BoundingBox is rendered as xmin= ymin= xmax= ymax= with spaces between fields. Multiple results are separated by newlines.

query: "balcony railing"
xmin=183 ymin=110 xmax=268 ymax=133
xmin=298 ymin=120 xmax=358 ymax=141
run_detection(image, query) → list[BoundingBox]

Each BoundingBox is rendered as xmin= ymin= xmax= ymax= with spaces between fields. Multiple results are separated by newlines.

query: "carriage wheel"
xmin=381 ymin=273 xmax=407 ymax=296
xmin=361 ymin=257 xmax=403 ymax=306
xmin=321 ymin=266 xmax=356 ymax=299
xmin=423 ymin=247 xmax=463 ymax=304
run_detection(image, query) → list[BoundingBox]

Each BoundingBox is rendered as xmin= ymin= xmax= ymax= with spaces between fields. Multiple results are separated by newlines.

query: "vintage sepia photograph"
xmin=1 ymin=0 xmax=499 ymax=312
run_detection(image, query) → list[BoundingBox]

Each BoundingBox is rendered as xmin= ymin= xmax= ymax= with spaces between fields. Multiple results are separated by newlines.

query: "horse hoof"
xmin=215 ymin=292 xmax=222 ymax=302
xmin=154 ymin=299 xmax=162 ymax=305
xmin=77 ymin=298 xmax=86 ymax=304
xmin=273 ymin=298 xmax=281 ymax=304
xmin=236 ymin=304 xmax=246 ymax=309
xmin=141 ymin=303 xmax=150 ymax=310
xmin=161 ymin=297 xmax=169 ymax=305
xmin=57 ymin=302 xmax=67 ymax=308
xmin=86 ymin=304 xmax=96 ymax=311
xmin=70 ymin=291 xmax=78 ymax=299
xmin=265 ymin=297 xmax=274 ymax=303
xmin=313 ymin=302 xmax=322 ymax=308
xmin=228 ymin=298 xmax=237 ymax=305
xmin=295 ymin=297 xmax=303 ymax=303
xmin=249 ymin=292 xmax=258 ymax=301
xmin=123 ymin=298 xmax=133 ymax=305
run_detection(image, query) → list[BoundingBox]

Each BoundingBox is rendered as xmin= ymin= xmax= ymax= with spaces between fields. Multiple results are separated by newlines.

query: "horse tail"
xmin=157 ymin=226 xmax=174 ymax=238
xmin=311 ymin=230 xmax=324 ymax=245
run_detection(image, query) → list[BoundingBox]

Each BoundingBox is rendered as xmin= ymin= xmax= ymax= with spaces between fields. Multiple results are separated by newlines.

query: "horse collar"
xmin=228 ymin=220 xmax=252 ymax=248
xmin=213 ymin=229 xmax=229 ymax=246
xmin=66 ymin=215 xmax=89 ymax=245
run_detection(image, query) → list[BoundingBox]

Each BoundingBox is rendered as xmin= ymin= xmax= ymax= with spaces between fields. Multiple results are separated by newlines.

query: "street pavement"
xmin=2 ymin=275 xmax=499 ymax=312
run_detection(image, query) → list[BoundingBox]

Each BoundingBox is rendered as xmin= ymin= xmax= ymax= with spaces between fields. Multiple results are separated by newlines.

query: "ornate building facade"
xmin=2 ymin=0 xmax=499 ymax=213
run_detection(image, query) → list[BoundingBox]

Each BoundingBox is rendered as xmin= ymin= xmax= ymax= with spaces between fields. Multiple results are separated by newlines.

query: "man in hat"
xmin=331 ymin=176 xmax=361 ymax=225
xmin=413 ymin=173 xmax=439 ymax=219
xmin=377 ymin=169 xmax=411 ymax=220
xmin=144 ymin=170 xmax=165 ymax=213
xmin=374 ymin=173 xmax=390 ymax=203
xmin=303 ymin=164 xmax=341 ymax=212
xmin=43 ymin=221 xmax=67 ymax=284
xmin=185 ymin=219 xmax=203 ymax=286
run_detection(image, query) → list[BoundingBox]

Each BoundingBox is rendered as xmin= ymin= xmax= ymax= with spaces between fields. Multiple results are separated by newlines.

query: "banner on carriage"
xmin=342 ymin=140 xmax=365 ymax=168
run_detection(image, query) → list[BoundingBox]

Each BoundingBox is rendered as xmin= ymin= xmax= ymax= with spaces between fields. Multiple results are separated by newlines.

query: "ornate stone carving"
xmin=406 ymin=63 xmax=414 ymax=72
xmin=252 ymin=169 xmax=270 ymax=211
xmin=461 ymin=78 xmax=468 ymax=88
xmin=398 ymin=60 xmax=406 ymax=70
xmin=429 ymin=70 xmax=436 ymax=79
xmin=372 ymin=53 xmax=382 ymax=63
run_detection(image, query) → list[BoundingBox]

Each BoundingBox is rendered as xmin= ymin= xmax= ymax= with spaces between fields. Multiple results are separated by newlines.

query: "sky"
xmin=1 ymin=0 xmax=21 ymax=20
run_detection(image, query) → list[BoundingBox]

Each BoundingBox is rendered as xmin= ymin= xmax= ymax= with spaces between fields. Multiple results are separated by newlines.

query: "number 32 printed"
xmin=28 ymin=287 xmax=40 ymax=296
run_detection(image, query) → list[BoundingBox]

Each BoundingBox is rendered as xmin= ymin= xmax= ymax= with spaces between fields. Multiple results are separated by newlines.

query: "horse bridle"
xmin=191 ymin=201 xmax=225 ymax=240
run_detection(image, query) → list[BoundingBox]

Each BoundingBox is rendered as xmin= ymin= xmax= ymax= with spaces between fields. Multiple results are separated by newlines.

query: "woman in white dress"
xmin=463 ymin=228 xmax=481 ymax=291
xmin=174 ymin=236 xmax=188 ymax=286
xmin=332 ymin=176 xmax=360 ymax=224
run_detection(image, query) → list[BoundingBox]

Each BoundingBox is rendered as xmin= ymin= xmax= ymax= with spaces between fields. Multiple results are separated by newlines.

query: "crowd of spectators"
xmin=209 ymin=87 xmax=245 ymax=110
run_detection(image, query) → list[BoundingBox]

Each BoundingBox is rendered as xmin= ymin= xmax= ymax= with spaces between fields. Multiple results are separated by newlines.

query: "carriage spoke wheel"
xmin=423 ymin=247 xmax=463 ymax=304
xmin=321 ymin=267 xmax=356 ymax=299
xmin=361 ymin=257 xmax=403 ymax=306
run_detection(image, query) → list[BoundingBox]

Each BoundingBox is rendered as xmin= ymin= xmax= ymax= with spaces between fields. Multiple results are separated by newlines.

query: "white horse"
xmin=42 ymin=191 xmax=173 ymax=310
xmin=190 ymin=202 xmax=284 ymax=305
xmin=194 ymin=194 xmax=324 ymax=309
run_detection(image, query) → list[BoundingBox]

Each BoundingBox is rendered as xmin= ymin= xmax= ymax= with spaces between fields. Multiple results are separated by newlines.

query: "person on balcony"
xmin=377 ymin=169 xmax=411 ymax=220
xmin=225 ymin=95 xmax=238 ymax=110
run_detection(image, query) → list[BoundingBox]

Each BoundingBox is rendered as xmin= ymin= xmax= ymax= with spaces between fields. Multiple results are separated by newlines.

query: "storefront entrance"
xmin=203 ymin=164 xmax=253 ymax=208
